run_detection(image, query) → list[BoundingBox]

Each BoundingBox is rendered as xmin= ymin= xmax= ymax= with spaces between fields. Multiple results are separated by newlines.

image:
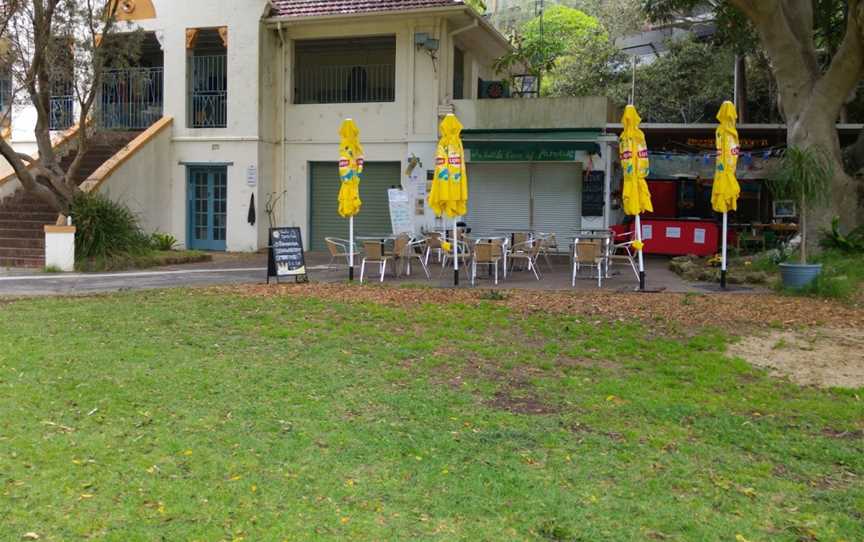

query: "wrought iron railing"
xmin=49 ymin=95 xmax=74 ymax=131
xmin=98 ymin=67 xmax=164 ymax=130
xmin=294 ymin=63 xmax=395 ymax=104
xmin=189 ymin=55 xmax=227 ymax=128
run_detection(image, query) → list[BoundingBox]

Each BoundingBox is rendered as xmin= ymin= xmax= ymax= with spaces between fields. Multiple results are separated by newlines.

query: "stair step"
xmin=0 ymin=220 xmax=51 ymax=229
xmin=0 ymin=256 xmax=45 ymax=268
xmin=0 ymin=237 xmax=45 ymax=249
xmin=0 ymin=247 xmax=44 ymax=258
xmin=0 ymin=212 xmax=58 ymax=221
xmin=0 ymin=228 xmax=45 ymax=239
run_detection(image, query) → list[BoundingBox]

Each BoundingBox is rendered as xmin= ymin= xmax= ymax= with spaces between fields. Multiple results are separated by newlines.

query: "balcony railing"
xmin=189 ymin=55 xmax=227 ymax=128
xmin=98 ymin=67 xmax=164 ymax=130
xmin=49 ymin=95 xmax=74 ymax=131
xmin=294 ymin=63 xmax=395 ymax=105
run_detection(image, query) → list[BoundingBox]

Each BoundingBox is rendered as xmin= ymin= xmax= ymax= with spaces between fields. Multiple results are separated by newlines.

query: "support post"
xmin=348 ymin=216 xmax=355 ymax=282
xmin=635 ymin=214 xmax=645 ymax=291
xmin=720 ymin=212 xmax=728 ymax=289
xmin=453 ymin=217 xmax=459 ymax=286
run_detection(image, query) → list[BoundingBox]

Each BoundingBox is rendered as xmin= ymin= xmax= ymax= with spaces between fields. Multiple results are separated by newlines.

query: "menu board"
xmin=581 ymin=170 xmax=605 ymax=217
xmin=267 ymin=227 xmax=307 ymax=283
xmin=388 ymin=188 xmax=413 ymax=235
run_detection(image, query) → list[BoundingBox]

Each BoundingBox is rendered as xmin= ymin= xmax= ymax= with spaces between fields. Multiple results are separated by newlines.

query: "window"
xmin=49 ymin=41 xmax=75 ymax=131
xmin=453 ymin=47 xmax=465 ymax=100
xmin=294 ymin=36 xmax=396 ymax=105
xmin=187 ymin=28 xmax=227 ymax=128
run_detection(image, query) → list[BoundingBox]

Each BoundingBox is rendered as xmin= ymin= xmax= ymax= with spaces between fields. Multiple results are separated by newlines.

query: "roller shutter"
xmin=466 ymin=163 xmax=531 ymax=237
xmin=309 ymin=161 xmax=400 ymax=251
xmin=532 ymin=163 xmax=582 ymax=242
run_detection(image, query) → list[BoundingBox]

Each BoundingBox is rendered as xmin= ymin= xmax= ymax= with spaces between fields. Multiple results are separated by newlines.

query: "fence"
xmin=99 ymin=67 xmax=164 ymax=130
xmin=189 ymin=55 xmax=227 ymax=128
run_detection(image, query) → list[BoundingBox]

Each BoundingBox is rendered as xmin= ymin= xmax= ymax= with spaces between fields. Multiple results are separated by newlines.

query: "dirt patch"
xmin=728 ymin=327 xmax=864 ymax=388
xmin=484 ymin=390 xmax=558 ymax=415
xmin=219 ymin=283 xmax=864 ymax=334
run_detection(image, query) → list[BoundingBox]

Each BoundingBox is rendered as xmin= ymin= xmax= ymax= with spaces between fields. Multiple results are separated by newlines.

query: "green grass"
xmin=0 ymin=290 xmax=862 ymax=541
xmin=75 ymin=250 xmax=212 ymax=272
xmin=781 ymin=250 xmax=864 ymax=301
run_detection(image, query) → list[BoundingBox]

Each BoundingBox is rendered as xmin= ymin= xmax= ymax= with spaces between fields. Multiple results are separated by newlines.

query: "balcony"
xmin=49 ymin=95 xmax=74 ymax=131
xmin=98 ymin=67 xmax=164 ymax=130
xmin=189 ymin=55 xmax=227 ymax=128
xmin=295 ymin=64 xmax=395 ymax=105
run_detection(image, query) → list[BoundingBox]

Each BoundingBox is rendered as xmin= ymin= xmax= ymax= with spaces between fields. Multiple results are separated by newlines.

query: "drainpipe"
xmin=277 ymin=22 xmax=286 ymax=225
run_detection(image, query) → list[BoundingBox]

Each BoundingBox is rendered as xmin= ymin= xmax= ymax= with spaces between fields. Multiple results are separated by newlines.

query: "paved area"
xmin=0 ymin=251 xmax=749 ymax=298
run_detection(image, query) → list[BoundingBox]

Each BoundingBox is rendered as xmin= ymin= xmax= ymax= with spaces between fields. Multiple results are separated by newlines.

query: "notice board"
xmin=267 ymin=227 xmax=307 ymax=283
xmin=388 ymin=188 xmax=413 ymax=235
xmin=582 ymin=170 xmax=605 ymax=217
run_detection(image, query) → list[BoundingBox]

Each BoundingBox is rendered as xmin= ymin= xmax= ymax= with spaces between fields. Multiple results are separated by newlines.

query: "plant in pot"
xmin=766 ymin=146 xmax=833 ymax=289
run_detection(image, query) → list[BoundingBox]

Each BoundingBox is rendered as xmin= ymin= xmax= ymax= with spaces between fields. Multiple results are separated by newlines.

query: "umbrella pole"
xmin=349 ymin=216 xmax=355 ymax=282
xmin=453 ymin=217 xmax=459 ymax=286
xmin=720 ymin=212 xmax=728 ymax=289
xmin=635 ymin=214 xmax=646 ymax=291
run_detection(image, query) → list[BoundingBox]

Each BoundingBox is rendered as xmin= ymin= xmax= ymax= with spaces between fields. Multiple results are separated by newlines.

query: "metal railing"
xmin=98 ymin=67 xmax=164 ymax=130
xmin=294 ymin=63 xmax=395 ymax=104
xmin=49 ymin=95 xmax=74 ymax=131
xmin=189 ymin=55 xmax=227 ymax=128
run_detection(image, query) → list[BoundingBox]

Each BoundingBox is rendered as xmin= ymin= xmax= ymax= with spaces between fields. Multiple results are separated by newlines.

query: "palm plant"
xmin=767 ymin=146 xmax=833 ymax=264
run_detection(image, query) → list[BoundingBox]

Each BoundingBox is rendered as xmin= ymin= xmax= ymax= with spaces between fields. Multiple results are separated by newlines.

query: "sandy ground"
xmin=729 ymin=327 xmax=864 ymax=389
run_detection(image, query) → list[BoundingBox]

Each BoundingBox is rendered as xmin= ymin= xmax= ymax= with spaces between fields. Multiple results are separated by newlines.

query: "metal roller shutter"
xmin=466 ymin=163 xmax=531 ymax=237
xmin=309 ymin=161 xmax=400 ymax=251
xmin=532 ymin=163 xmax=582 ymax=244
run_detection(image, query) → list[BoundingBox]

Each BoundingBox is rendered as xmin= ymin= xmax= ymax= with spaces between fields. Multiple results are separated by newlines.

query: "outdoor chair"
xmin=471 ymin=240 xmax=504 ymax=286
xmin=360 ymin=240 xmax=391 ymax=283
xmin=606 ymin=236 xmax=639 ymax=281
xmin=536 ymin=232 xmax=558 ymax=270
xmin=385 ymin=234 xmax=411 ymax=276
xmin=509 ymin=239 xmax=542 ymax=280
xmin=401 ymin=237 xmax=431 ymax=279
xmin=440 ymin=239 xmax=472 ymax=279
xmin=572 ymin=239 xmax=604 ymax=288
xmin=324 ymin=237 xmax=356 ymax=271
xmin=424 ymin=232 xmax=445 ymax=266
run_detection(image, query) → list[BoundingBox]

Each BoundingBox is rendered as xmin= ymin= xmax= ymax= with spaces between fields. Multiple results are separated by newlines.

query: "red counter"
xmin=615 ymin=219 xmax=719 ymax=257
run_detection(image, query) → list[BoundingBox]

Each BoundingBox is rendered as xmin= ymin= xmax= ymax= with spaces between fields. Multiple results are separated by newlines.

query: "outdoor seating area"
xmin=316 ymin=228 xmax=652 ymax=290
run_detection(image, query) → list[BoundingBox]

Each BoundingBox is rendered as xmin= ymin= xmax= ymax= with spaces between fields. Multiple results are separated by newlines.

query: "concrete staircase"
xmin=0 ymin=132 xmax=139 ymax=268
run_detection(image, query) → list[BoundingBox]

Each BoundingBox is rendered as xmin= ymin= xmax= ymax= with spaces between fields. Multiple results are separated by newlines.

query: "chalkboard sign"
xmin=267 ymin=227 xmax=308 ymax=283
xmin=582 ymin=170 xmax=605 ymax=217
xmin=388 ymin=188 xmax=413 ymax=235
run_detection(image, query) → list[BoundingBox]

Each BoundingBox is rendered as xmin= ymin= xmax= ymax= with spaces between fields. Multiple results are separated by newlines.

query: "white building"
xmin=0 ymin=0 xmax=619 ymax=260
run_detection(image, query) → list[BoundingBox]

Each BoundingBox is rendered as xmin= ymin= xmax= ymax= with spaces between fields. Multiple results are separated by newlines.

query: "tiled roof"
xmin=270 ymin=0 xmax=465 ymax=18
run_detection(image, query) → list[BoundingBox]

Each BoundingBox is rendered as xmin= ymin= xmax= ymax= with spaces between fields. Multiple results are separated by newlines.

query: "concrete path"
xmin=0 ymin=252 xmax=756 ymax=298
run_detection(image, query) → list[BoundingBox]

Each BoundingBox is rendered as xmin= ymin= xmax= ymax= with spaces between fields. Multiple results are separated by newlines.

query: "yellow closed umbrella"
xmin=712 ymin=101 xmax=741 ymax=289
xmin=428 ymin=114 xmax=469 ymax=285
xmin=338 ymin=118 xmax=364 ymax=281
xmin=619 ymin=105 xmax=652 ymax=290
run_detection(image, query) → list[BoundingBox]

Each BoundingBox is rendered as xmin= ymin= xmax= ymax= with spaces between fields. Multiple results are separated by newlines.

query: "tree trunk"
xmin=734 ymin=54 xmax=748 ymax=123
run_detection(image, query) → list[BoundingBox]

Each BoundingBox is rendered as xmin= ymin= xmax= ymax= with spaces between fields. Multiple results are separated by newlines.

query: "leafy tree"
xmin=465 ymin=0 xmax=488 ymax=13
xmin=0 ymin=0 xmax=142 ymax=213
xmin=641 ymin=0 xmax=864 ymax=238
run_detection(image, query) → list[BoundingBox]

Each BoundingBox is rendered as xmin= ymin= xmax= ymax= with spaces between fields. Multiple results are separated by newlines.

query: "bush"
xmin=71 ymin=193 xmax=152 ymax=260
xmin=820 ymin=216 xmax=864 ymax=253
xmin=151 ymin=232 xmax=178 ymax=251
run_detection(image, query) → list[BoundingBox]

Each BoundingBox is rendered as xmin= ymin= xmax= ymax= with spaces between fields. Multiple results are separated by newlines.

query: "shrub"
xmin=151 ymin=232 xmax=178 ymax=251
xmin=71 ymin=193 xmax=151 ymax=260
xmin=820 ymin=216 xmax=864 ymax=253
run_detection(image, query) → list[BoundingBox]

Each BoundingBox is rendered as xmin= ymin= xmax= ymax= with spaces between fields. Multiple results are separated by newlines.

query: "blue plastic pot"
xmin=778 ymin=262 xmax=822 ymax=289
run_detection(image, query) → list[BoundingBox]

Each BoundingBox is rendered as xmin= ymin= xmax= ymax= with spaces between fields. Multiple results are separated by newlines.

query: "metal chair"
xmin=402 ymin=237 xmax=431 ymax=279
xmin=572 ymin=239 xmax=604 ymax=288
xmin=471 ymin=240 xmax=504 ymax=285
xmin=324 ymin=237 xmax=355 ymax=271
xmin=359 ymin=241 xmax=391 ymax=283
xmin=440 ymin=239 xmax=472 ymax=278
xmin=424 ymin=232 xmax=445 ymax=266
xmin=509 ymin=239 xmax=542 ymax=280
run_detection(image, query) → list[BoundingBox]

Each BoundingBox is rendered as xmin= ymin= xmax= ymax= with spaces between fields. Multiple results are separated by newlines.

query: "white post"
xmin=349 ymin=215 xmax=355 ymax=281
xmin=635 ymin=214 xmax=645 ymax=290
xmin=44 ymin=225 xmax=76 ymax=272
xmin=721 ymin=211 xmax=728 ymax=289
xmin=453 ymin=216 xmax=459 ymax=285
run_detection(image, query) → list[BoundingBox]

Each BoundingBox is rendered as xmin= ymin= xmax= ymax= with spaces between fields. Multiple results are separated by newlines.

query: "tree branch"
xmin=810 ymin=0 xmax=864 ymax=121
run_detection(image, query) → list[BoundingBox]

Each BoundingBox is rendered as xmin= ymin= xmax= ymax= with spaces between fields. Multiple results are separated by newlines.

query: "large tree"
xmin=643 ymin=0 xmax=864 ymax=236
xmin=0 ymin=0 xmax=140 ymax=213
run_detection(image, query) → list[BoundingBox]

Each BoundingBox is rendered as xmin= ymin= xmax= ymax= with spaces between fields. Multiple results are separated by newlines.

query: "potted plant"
xmin=767 ymin=146 xmax=833 ymax=288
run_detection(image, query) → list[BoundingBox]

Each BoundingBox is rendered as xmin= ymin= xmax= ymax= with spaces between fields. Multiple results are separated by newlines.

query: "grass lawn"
xmin=75 ymin=250 xmax=212 ymax=273
xmin=0 ymin=289 xmax=862 ymax=541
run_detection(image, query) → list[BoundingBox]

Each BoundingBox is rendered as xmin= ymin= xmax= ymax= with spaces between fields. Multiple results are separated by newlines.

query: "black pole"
xmin=454 ymin=268 xmax=459 ymax=286
xmin=720 ymin=269 xmax=727 ymax=290
xmin=349 ymin=266 xmax=354 ymax=282
xmin=639 ymin=270 xmax=646 ymax=291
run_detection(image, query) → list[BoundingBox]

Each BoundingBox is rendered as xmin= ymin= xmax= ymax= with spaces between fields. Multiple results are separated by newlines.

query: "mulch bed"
xmin=220 ymin=283 xmax=864 ymax=333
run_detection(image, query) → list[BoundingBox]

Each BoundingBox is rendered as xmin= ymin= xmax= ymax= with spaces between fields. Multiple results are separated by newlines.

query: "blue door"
xmin=187 ymin=166 xmax=227 ymax=251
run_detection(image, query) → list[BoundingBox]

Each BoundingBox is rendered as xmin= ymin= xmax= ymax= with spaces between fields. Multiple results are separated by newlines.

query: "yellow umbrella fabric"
xmin=619 ymin=105 xmax=653 ymax=218
xmin=338 ymin=119 xmax=364 ymax=218
xmin=711 ymin=101 xmax=741 ymax=213
xmin=428 ymin=114 xmax=469 ymax=219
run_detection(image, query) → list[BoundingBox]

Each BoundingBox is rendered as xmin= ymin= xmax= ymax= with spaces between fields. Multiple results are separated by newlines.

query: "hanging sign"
xmin=267 ymin=227 xmax=308 ymax=283
xmin=246 ymin=165 xmax=258 ymax=187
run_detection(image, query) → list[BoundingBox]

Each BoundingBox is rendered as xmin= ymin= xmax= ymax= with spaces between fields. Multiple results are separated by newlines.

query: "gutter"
xmin=277 ymin=21 xmax=287 ymax=225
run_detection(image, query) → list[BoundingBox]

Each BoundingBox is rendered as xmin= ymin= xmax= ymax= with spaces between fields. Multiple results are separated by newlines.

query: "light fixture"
xmin=414 ymin=32 xmax=430 ymax=47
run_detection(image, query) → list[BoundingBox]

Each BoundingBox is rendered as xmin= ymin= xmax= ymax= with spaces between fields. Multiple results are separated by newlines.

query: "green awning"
xmin=461 ymin=129 xmax=602 ymax=161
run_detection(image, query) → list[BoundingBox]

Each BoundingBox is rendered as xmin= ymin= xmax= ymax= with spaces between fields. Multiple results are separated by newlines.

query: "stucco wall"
xmin=453 ymin=97 xmax=614 ymax=130
xmin=99 ymin=127 xmax=172 ymax=236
